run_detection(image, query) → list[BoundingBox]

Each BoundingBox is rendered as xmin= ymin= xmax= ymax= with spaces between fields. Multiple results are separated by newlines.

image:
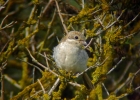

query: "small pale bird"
xmin=53 ymin=31 xmax=93 ymax=89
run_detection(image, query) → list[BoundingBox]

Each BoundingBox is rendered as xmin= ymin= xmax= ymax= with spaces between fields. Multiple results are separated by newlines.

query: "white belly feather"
xmin=53 ymin=42 xmax=88 ymax=73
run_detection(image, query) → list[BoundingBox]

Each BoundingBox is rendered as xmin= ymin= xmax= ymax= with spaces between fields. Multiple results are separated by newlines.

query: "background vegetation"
xmin=0 ymin=0 xmax=140 ymax=100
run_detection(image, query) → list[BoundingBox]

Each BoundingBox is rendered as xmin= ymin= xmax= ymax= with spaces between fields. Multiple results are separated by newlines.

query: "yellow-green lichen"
xmin=107 ymin=95 xmax=118 ymax=100
xmin=95 ymin=83 xmax=103 ymax=100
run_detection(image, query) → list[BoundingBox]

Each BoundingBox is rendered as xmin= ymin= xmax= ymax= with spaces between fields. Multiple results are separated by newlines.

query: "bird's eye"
xmin=75 ymin=36 xmax=79 ymax=39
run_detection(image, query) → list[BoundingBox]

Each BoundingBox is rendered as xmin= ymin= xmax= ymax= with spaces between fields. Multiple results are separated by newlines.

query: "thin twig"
xmin=81 ymin=0 xmax=85 ymax=8
xmin=114 ymin=68 xmax=140 ymax=94
xmin=90 ymin=8 xmax=102 ymax=15
xmin=56 ymin=36 xmax=60 ymax=43
xmin=48 ymin=78 xmax=60 ymax=95
xmin=37 ymin=79 xmax=46 ymax=94
xmin=135 ymin=85 xmax=140 ymax=91
xmin=130 ymin=68 xmax=140 ymax=86
xmin=28 ymin=4 xmax=37 ymax=23
xmin=27 ymin=90 xmax=43 ymax=99
xmin=1 ymin=21 xmax=17 ymax=30
xmin=1 ymin=70 xmax=4 ymax=100
xmin=17 ymin=58 xmax=43 ymax=73
xmin=0 ymin=61 xmax=7 ymax=100
xmin=0 ymin=0 xmax=9 ymax=11
xmin=76 ymin=57 xmax=108 ymax=77
xmin=124 ymin=12 xmax=140 ymax=28
xmin=104 ymin=86 xmax=140 ymax=100
xmin=107 ymin=57 xmax=125 ymax=75
xmin=44 ymin=52 xmax=50 ymax=69
xmin=96 ymin=10 xmax=125 ymax=35
xmin=26 ymin=48 xmax=58 ymax=77
xmin=84 ymin=38 xmax=93 ymax=49
xmin=70 ymin=24 xmax=75 ymax=31
xmin=44 ymin=8 xmax=56 ymax=47
xmin=101 ymin=13 xmax=107 ymax=24
xmin=95 ymin=16 xmax=105 ymax=28
xmin=32 ymin=67 xmax=35 ymax=83
xmin=41 ymin=0 xmax=54 ymax=18
xmin=116 ymin=60 xmax=133 ymax=85
xmin=119 ymin=31 xmax=139 ymax=40
xmin=114 ymin=75 xmax=131 ymax=94
xmin=30 ymin=35 xmax=36 ymax=53
xmin=0 ymin=14 xmax=17 ymax=29
xmin=116 ymin=85 xmax=140 ymax=99
xmin=68 ymin=82 xmax=81 ymax=87
xmin=61 ymin=13 xmax=75 ymax=16
xmin=102 ymin=83 xmax=109 ymax=96
xmin=109 ymin=0 xmax=114 ymax=4
xmin=29 ymin=5 xmax=37 ymax=53
xmin=0 ymin=15 xmax=9 ymax=28
xmin=37 ymin=52 xmax=51 ymax=61
xmin=98 ymin=35 xmax=103 ymax=59
xmin=4 ymin=74 xmax=22 ymax=89
xmin=0 ymin=39 xmax=11 ymax=55
xmin=29 ymin=81 xmax=81 ymax=99
xmin=55 ymin=0 xmax=68 ymax=34
xmin=105 ymin=10 xmax=125 ymax=30
xmin=48 ymin=32 xmax=55 ymax=39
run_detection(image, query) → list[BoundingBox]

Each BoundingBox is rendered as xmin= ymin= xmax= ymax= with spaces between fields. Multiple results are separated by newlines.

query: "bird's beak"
xmin=80 ymin=41 xmax=87 ymax=46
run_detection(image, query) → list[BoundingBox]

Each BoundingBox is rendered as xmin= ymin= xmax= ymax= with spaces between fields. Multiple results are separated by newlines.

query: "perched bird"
xmin=53 ymin=31 xmax=93 ymax=89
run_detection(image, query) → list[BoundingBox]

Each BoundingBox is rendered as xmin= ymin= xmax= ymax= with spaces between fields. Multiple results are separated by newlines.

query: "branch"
xmin=54 ymin=0 xmax=68 ymax=34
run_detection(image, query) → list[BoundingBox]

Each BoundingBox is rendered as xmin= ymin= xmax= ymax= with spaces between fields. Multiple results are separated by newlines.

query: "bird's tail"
xmin=82 ymin=73 xmax=94 ymax=89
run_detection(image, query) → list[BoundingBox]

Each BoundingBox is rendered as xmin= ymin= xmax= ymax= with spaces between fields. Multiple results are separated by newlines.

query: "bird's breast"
xmin=54 ymin=42 xmax=88 ymax=73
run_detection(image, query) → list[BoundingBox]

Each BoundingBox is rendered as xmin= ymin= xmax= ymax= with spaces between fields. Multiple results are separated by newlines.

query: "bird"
xmin=53 ymin=31 xmax=93 ymax=89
